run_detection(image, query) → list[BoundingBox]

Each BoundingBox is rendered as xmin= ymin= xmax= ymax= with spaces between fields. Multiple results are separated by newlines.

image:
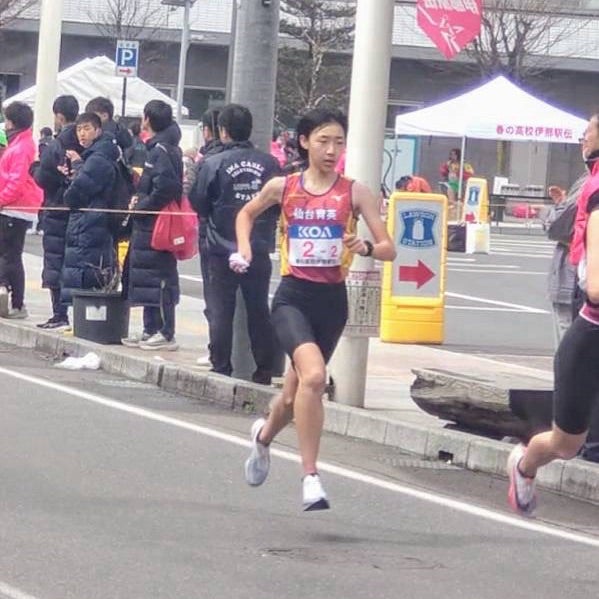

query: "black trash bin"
xmin=491 ymin=195 xmax=506 ymax=223
xmin=72 ymin=290 xmax=129 ymax=345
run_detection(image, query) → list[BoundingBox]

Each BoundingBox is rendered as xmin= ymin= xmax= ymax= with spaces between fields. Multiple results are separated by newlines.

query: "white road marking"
xmin=179 ymin=274 xmax=203 ymax=283
xmin=490 ymin=250 xmax=552 ymax=258
xmin=448 ymin=263 xmax=520 ymax=269
xmin=448 ymin=268 xmax=546 ymax=275
xmin=491 ymin=239 xmax=554 ymax=246
xmin=445 ymin=291 xmax=550 ymax=314
xmin=0 ymin=366 xmax=597 ymax=548
xmin=0 ymin=582 xmax=41 ymax=599
xmin=445 ymin=305 xmax=546 ymax=313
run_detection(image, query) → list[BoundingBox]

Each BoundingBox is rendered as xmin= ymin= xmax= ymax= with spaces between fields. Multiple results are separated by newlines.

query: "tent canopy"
xmin=395 ymin=76 xmax=586 ymax=144
xmin=6 ymin=56 xmax=188 ymax=118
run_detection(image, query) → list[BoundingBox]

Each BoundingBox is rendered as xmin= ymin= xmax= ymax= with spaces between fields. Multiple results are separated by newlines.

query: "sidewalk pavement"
xmin=2 ymin=251 xmax=598 ymax=506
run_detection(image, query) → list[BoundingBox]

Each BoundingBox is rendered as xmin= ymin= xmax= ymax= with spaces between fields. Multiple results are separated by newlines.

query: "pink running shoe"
xmin=507 ymin=444 xmax=537 ymax=516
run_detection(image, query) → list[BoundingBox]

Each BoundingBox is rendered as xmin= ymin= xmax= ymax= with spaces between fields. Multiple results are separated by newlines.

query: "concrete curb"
xmin=2 ymin=321 xmax=598 ymax=505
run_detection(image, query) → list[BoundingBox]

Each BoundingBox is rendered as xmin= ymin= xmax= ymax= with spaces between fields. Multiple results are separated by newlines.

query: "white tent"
xmin=395 ymin=75 xmax=587 ymax=144
xmin=5 ymin=55 xmax=188 ymax=118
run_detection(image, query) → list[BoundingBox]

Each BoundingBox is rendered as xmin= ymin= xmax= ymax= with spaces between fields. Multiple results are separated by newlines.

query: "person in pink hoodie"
xmin=335 ymin=148 xmax=346 ymax=174
xmin=0 ymin=102 xmax=43 ymax=319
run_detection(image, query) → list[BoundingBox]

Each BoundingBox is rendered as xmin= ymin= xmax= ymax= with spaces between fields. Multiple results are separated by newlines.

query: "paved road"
xmin=444 ymin=232 xmax=555 ymax=356
xmin=1 ymin=345 xmax=598 ymax=599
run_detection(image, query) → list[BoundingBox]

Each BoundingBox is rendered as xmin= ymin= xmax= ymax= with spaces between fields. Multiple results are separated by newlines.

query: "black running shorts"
xmin=554 ymin=315 xmax=599 ymax=435
xmin=271 ymin=276 xmax=348 ymax=364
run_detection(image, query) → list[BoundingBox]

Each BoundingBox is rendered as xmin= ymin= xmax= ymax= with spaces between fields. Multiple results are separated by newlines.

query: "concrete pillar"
xmin=33 ymin=0 xmax=64 ymax=133
xmin=328 ymin=0 xmax=395 ymax=406
xmin=228 ymin=0 xmax=280 ymax=379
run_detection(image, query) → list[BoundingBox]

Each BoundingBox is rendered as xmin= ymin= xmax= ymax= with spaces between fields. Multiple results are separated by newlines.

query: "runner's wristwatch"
xmin=361 ymin=239 xmax=374 ymax=257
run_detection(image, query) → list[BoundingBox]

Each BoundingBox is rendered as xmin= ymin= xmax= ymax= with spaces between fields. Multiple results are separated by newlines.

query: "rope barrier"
xmin=0 ymin=206 xmax=196 ymax=216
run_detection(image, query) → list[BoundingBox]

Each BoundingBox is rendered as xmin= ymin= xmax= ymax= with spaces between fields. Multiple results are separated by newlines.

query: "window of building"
xmin=182 ymin=87 xmax=225 ymax=120
xmin=386 ymin=101 xmax=423 ymax=131
xmin=0 ymin=74 xmax=21 ymax=104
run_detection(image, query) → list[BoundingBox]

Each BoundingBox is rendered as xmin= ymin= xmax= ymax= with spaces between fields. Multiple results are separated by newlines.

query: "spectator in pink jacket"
xmin=0 ymin=102 xmax=43 ymax=319
xmin=270 ymin=130 xmax=286 ymax=168
xmin=335 ymin=148 xmax=346 ymax=174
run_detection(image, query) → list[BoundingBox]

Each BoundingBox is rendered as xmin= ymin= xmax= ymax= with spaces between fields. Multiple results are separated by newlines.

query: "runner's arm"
xmin=235 ymin=176 xmax=285 ymax=263
xmin=348 ymin=181 xmax=396 ymax=261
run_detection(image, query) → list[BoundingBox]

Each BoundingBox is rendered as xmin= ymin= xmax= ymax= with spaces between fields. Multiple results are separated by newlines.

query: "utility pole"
xmin=328 ymin=0 xmax=395 ymax=406
xmin=229 ymin=0 xmax=280 ymax=152
xmin=228 ymin=0 xmax=281 ymax=379
xmin=162 ymin=0 xmax=196 ymax=122
xmin=34 ymin=0 xmax=64 ymax=134
xmin=224 ymin=0 xmax=238 ymax=104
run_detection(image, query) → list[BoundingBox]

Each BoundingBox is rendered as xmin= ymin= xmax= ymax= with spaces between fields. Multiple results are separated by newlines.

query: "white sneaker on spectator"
xmin=0 ymin=286 xmax=8 ymax=318
xmin=5 ymin=307 xmax=28 ymax=320
xmin=302 ymin=473 xmax=330 ymax=511
xmin=196 ymin=354 xmax=212 ymax=367
xmin=121 ymin=332 xmax=151 ymax=347
xmin=139 ymin=332 xmax=179 ymax=351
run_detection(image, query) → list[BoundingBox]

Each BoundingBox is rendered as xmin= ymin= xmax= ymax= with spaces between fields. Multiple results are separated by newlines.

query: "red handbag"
xmin=151 ymin=195 xmax=199 ymax=260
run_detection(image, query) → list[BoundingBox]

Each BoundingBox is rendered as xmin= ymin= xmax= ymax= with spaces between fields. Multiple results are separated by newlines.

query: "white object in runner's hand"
xmin=229 ymin=252 xmax=250 ymax=272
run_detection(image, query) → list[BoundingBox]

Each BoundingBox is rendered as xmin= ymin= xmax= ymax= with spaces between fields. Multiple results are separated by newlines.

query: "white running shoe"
xmin=302 ymin=473 xmax=330 ymax=511
xmin=507 ymin=444 xmax=537 ymax=517
xmin=121 ymin=332 xmax=150 ymax=347
xmin=0 ymin=286 xmax=8 ymax=318
xmin=196 ymin=354 xmax=212 ymax=366
xmin=245 ymin=418 xmax=270 ymax=486
xmin=139 ymin=332 xmax=179 ymax=351
xmin=5 ymin=306 xmax=28 ymax=320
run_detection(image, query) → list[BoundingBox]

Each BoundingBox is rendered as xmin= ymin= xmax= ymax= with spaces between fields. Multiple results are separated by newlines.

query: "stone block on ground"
xmin=410 ymin=368 xmax=553 ymax=440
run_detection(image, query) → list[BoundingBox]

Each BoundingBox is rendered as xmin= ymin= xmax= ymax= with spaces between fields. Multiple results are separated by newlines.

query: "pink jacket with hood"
xmin=0 ymin=128 xmax=43 ymax=221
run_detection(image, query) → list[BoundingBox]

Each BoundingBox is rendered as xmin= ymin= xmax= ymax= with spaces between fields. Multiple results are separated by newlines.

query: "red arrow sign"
xmin=399 ymin=260 xmax=435 ymax=289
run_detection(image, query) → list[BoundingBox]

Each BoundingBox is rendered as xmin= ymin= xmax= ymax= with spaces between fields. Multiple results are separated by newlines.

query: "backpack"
xmin=108 ymin=151 xmax=136 ymax=241
xmin=547 ymin=200 xmax=576 ymax=246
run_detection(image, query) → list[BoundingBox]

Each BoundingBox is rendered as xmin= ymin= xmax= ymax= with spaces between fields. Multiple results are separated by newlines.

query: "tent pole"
xmin=458 ymin=136 xmax=466 ymax=220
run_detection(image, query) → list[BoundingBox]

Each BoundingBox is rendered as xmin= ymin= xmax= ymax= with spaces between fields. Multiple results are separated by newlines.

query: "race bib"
xmin=288 ymin=224 xmax=343 ymax=267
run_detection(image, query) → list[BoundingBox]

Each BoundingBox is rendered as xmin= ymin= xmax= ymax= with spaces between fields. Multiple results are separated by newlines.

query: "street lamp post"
xmin=162 ymin=0 xmax=197 ymax=122
xmin=328 ymin=0 xmax=395 ymax=406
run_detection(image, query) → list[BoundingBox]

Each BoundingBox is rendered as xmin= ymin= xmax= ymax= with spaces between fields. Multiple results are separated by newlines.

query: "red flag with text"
xmin=416 ymin=0 xmax=482 ymax=60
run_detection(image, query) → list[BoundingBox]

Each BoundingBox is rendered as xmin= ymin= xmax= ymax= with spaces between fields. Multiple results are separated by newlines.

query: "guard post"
xmin=463 ymin=177 xmax=490 ymax=223
xmin=463 ymin=177 xmax=491 ymax=254
xmin=380 ymin=192 xmax=447 ymax=344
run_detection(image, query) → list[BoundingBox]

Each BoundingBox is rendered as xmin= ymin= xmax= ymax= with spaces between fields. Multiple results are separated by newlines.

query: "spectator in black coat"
xmin=187 ymin=108 xmax=224 ymax=366
xmin=85 ymin=97 xmax=133 ymax=154
xmin=38 ymin=127 xmax=54 ymax=156
xmin=60 ymin=112 xmax=118 ymax=304
xmin=190 ymin=103 xmax=279 ymax=383
xmin=32 ymin=95 xmax=83 ymax=329
xmin=125 ymin=121 xmax=148 ymax=169
xmin=122 ymin=100 xmax=183 ymax=352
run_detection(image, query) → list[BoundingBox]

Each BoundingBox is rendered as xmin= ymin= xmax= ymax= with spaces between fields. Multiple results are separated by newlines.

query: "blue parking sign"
xmin=116 ymin=40 xmax=139 ymax=77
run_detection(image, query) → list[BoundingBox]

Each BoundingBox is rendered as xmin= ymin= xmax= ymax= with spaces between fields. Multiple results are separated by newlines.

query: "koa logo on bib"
xmin=291 ymin=225 xmax=343 ymax=240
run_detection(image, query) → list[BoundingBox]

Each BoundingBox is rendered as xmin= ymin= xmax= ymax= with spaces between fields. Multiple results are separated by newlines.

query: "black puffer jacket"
xmin=102 ymin=119 xmax=133 ymax=153
xmin=127 ymin=123 xmax=183 ymax=307
xmin=190 ymin=141 xmax=280 ymax=257
xmin=61 ymin=133 xmax=119 ymax=303
xmin=32 ymin=124 xmax=84 ymax=288
xmin=188 ymin=138 xmax=225 ymax=246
